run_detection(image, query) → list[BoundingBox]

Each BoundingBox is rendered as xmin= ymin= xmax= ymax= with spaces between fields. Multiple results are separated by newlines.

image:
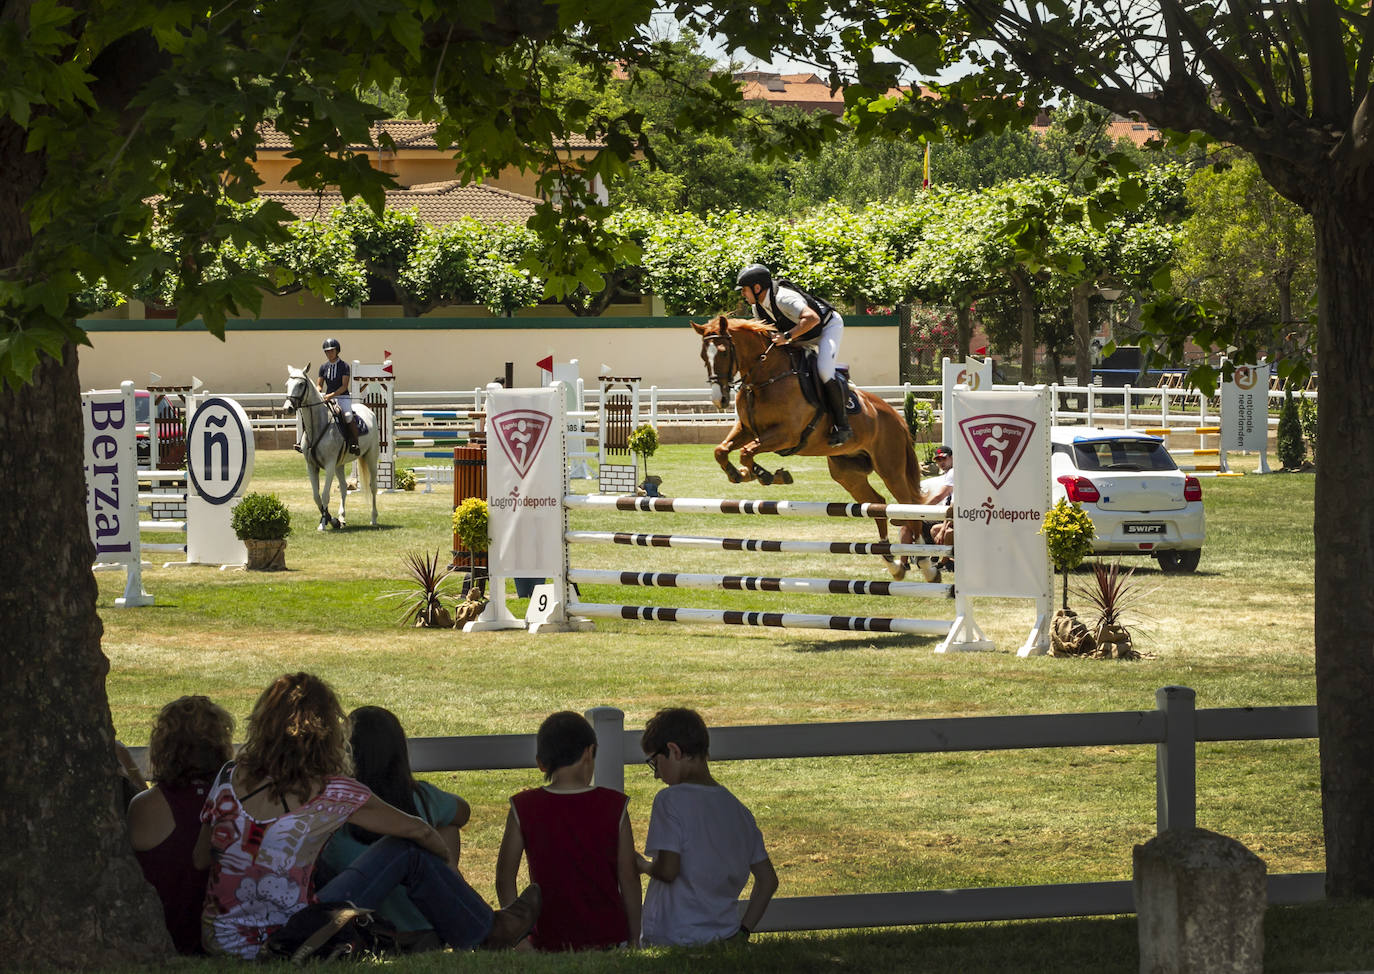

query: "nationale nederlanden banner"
xmin=486 ymin=386 xmax=565 ymax=578
xmin=950 ymin=388 xmax=1052 ymax=600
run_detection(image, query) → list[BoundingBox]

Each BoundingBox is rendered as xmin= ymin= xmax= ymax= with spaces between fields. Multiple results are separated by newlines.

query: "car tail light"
xmin=1184 ymin=476 xmax=1202 ymax=502
xmin=1058 ymin=475 xmax=1100 ymax=503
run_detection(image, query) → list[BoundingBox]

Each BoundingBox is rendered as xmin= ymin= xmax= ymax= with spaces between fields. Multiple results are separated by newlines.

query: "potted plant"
xmin=231 ymin=492 xmax=292 ymax=571
xmin=1040 ymin=498 xmax=1096 ymax=656
xmin=385 ymin=550 xmax=457 ymax=628
xmin=1075 ymin=561 xmax=1148 ymax=660
xmin=451 ymin=497 xmax=490 ymax=620
xmin=394 ymin=466 xmax=417 ymax=491
xmin=628 ymin=423 xmax=661 ymax=496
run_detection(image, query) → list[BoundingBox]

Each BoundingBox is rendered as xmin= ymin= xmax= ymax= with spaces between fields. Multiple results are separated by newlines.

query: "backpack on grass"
xmin=260 ymin=902 xmax=398 ymax=965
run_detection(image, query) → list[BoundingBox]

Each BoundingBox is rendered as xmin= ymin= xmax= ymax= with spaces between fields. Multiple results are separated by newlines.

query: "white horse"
xmin=283 ymin=364 xmax=379 ymax=530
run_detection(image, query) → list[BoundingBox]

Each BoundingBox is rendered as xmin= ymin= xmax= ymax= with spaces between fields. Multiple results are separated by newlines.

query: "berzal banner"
xmin=82 ymin=384 xmax=139 ymax=565
xmin=950 ymin=388 xmax=1052 ymax=600
xmin=1221 ymin=361 xmax=1270 ymax=452
xmin=486 ymin=386 xmax=565 ymax=577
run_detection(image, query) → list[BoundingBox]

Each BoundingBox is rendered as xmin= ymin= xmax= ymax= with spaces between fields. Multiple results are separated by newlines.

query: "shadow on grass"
xmin=790 ymin=634 xmax=940 ymax=654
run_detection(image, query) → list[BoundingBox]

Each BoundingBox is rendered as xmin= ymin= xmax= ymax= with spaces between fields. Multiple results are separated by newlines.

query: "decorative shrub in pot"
xmin=628 ymin=423 xmax=661 ymax=496
xmin=231 ymin=492 xmax=292 ymax=571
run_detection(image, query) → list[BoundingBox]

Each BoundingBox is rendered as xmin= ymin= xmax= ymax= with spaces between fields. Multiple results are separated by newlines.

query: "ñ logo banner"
xmin=492 ymin=410 xmax=551 ymax=480
xmin=958 ymin=414 xmax=1037 ymax=490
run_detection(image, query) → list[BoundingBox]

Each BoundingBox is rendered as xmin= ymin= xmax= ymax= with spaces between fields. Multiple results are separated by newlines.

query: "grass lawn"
xmin=96 ymin=445 xmax=1348 ymax=971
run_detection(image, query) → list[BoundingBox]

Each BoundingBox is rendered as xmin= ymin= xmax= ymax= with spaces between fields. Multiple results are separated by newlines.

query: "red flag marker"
xmin=536 ymin=355 xmax=554 ymax=373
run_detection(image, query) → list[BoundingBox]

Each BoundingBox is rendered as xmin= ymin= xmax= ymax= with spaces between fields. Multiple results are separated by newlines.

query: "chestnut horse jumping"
xmin=693 ymin=315 xmax=932 ymax=581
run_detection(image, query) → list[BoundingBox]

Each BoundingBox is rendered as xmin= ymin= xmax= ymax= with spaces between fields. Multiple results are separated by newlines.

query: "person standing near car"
xmin=735 ymin=264 xmax=851 ymax=447
xmin=317 ymin=337 xmax=360 ymax=455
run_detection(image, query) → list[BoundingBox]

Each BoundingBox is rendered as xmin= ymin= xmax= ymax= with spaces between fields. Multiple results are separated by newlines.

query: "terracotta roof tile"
xmin=256 ymin=120 xmax=604 ymax=152
xmin=260 ymin=180 xmax=539 ymax=226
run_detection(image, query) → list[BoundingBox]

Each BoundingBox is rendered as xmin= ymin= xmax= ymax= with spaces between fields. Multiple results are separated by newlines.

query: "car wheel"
xmin=1156 ymin=549 xmax=1201 ymax=573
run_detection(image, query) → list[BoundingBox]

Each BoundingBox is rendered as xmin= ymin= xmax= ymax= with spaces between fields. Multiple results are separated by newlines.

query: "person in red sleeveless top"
xmin=127 ymin=695 xmax=236 ymax=954
xmin=495 ymin=712 xmax=641 ymax=950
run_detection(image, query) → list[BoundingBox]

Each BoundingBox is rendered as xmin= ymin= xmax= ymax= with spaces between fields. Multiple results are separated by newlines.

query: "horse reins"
xmin=287 ymin=380 xmax=345 ymax=474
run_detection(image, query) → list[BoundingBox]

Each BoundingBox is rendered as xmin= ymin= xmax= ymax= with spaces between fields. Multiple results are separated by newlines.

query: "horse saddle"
xmin=785 ymin=346 xmax=858 ymax=414
xmin=324 ymin=400 xmax=368 ymax=437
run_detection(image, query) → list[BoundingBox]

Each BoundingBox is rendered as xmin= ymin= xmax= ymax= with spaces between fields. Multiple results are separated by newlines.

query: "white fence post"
xmin=1156 ymin=685 xmax=1197 ymax=832
xmin=587 ymin=706 xmax=627 ymax=792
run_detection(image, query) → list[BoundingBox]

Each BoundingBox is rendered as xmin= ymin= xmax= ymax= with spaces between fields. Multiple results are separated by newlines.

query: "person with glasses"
xmin=495 ymin=711 xmax=641 ymax=950
xmin=924 ymin=445 xmax=956 ymax=573
xmin=636 ymin=708 xmax=778 ymax=946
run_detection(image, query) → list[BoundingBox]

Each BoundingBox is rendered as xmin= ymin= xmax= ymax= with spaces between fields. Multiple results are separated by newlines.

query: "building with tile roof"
xmin=253 ymin=121 xmax=607 ymax=210
xmin=261 ymin=180 xmax=539 ymax=227
xmin=736 ymin=71 xmax=933 ymax=114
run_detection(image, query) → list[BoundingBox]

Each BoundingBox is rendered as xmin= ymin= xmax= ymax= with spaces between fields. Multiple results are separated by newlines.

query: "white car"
xmin=1050 ymin=427 xmax=1205 ymax=572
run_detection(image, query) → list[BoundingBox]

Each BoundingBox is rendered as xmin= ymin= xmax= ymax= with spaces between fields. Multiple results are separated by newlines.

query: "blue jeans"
xmin=316 ymin=836 xmax=494 ymax=948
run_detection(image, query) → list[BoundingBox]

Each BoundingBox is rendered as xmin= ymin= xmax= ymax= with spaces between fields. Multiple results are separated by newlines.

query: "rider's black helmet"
xmin=322 ymin=337 xmax=341 ymax=352
xmin=736 ymin=263 xmax=773 ymax=289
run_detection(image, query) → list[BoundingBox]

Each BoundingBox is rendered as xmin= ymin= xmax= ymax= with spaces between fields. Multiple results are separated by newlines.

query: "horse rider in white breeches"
xmin=736 ymin=263 xmax=851 ymax=447
xmin=317 ymin=337 xmax=360 ymax=455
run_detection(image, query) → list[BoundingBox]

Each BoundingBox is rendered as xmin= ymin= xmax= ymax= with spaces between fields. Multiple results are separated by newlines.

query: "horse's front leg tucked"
xmin=714 ymin=424 xmax=751 ymax=484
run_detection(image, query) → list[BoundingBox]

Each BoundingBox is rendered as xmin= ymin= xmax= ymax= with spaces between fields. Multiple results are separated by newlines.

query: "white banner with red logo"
xmin=486 ymin=386 xmax=565 ymax=577
xmin=942 ymin=356 xmax=993 ymax=416
xmin=950 ymin=389 xmax=1052 ymax=599
xmin=1221 ymin=362 xmax=1270 ymax=452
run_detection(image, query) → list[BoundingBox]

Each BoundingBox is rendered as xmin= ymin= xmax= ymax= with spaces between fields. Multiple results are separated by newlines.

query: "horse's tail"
xmin=905 ymin=436 xmax=922 ymax=497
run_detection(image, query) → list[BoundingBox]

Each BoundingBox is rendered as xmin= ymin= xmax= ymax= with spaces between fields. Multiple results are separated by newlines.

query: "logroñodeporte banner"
xmin=486 ymin=386 xmax=565 ymax=577
xmin=950 ymin=388 xmax=1052 ymax=600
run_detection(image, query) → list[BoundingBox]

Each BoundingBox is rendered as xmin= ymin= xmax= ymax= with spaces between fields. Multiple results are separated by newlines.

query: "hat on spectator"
xmin=933 ymin=445 xmax=953 ymax=459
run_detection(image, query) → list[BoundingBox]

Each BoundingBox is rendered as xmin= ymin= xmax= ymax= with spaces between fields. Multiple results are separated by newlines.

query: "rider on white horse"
xmin=318 ymin=337 xmax=360 ymax=455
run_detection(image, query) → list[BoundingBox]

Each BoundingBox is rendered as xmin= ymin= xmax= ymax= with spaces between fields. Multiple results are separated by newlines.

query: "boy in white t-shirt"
xmin=636 ymin=708 xmax=779 ymax=946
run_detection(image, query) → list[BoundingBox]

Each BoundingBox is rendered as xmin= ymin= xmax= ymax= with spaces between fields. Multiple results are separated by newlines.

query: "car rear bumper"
xmin=1086 ymin=506 xmax=1205 ymax=554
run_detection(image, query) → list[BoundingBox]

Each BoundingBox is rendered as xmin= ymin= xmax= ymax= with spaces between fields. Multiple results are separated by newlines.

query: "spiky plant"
xmin=1074 ymin=561 xmax=1152 ymax=659
xmin=385 ymin=549 xmax=458 ymax=627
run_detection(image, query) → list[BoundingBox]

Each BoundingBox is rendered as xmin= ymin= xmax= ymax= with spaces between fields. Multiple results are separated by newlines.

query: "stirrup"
xmin=828 ymin=425 xmax=853 ymax=447
xmin=347 ymin=443 xmax=360 ymax=455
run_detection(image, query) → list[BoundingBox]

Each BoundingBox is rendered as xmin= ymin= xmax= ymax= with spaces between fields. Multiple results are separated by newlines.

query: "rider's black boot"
xmin=344 ymin=418 xmax=361 ymax=455
xmin=822 ymin=378 xmax=853 ymax=447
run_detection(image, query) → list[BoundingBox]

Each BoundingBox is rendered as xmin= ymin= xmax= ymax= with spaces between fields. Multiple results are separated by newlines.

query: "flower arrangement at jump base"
xmin=628 ymin=423 xmax=662 ymax=496
xmin=451 ymin=497 xmax=490 ymax=625
xmin=231 ymin=492 xmax=292 ymax=571
xmin=1040 ymin=498 xmax=1096 ymax=657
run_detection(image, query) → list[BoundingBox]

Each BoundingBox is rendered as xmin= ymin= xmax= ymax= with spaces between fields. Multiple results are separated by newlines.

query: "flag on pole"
xmin=923 ymin=142 xmax=931 ymax=189
xmin=536 ymin=355 xmax=554 ymax=373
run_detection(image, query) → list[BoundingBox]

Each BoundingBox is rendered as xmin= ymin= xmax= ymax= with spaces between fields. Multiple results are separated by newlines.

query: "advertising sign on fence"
xmin=1221 ymin=361 xmax=1270 ymax=453
xmin=950 ymin=388 xmax=1052 ymax=602
xmin=942 ymin=357 xmax=993 ymax=429
xmin=486 ymin=386 xmax=565 ymax=577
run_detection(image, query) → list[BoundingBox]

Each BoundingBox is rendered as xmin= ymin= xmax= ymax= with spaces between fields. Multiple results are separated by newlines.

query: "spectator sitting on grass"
xmin=317 ymin=705 xmax=473 ymax=953
xmin=495 ymin=711 xmax=641 ymax=950
xmin=128 ymin=695 xmax=236 ymax=955
xmin=196 ymin=672 xmax=540 ymax=959
xmin=636 ymin=707 xmax=778 ymax=946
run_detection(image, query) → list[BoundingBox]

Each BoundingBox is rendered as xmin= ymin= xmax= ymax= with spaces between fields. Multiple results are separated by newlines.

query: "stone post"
xmin=1133 ymin=828 xmax=1266 ymax=973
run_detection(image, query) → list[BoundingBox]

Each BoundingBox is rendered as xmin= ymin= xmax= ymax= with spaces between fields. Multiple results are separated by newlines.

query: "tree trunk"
xmin=955 ymin=303 xmax=972 ymax=359
xmin=1072 ymin=282 xmax=1093 ymax=387
xmin=0 ymin=117 xmax=171 ymax=963
xmin=0 ymin=351 xmax=173 ymax=966
xmin=1310 ymin=190 xmax=1374 ymax=898
xmin=1011 ymin=267 xmax=1037 ymax=380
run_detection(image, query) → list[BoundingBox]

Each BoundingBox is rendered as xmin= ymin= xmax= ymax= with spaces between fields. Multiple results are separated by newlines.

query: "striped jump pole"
xmin=571 ymin=602 xmax=954 ymax=635
xmin=567 ymin=531 xmax=946 ymax=558
xmin=568 ymin=569 xmax=952 ymax=598
xmin=564 ymin=494 xmax=945 ymax=521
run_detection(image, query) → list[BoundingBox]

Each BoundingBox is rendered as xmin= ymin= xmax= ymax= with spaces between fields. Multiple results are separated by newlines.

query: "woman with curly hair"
xmin=128 ymin=695 xmax=236 ymax=954
xmin=196 ymin=672 xmax=538 ymax=959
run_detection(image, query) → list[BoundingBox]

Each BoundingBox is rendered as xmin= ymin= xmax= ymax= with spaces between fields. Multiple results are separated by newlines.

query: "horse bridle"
xmin=702 ymin=329 xmax=739 ymax=400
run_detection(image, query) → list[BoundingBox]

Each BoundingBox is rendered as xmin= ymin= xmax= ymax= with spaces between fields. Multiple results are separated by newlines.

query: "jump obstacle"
xmin=463 ymin=383 xmax=1055 ymax=656
xmin=83 ymin=382 xmax=255 ymax=605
